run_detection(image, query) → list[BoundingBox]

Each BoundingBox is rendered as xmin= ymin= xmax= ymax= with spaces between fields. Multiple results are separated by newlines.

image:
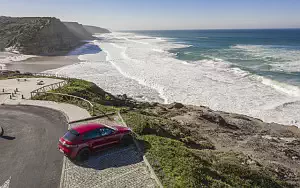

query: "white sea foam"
xmin=232 ymin=44 xmax=300 ymax=72
xmin=152 ymin=48 xmax=165 ymax=53
xmin=46 ymin=32 xmax=300 ymax=128
xmin=250 ymin=75 xmax=300 ymax=97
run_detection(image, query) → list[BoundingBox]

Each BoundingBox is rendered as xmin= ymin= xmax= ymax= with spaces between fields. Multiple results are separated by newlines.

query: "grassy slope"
xmin=124 ymin=111 xmax=292 ymax=188
xmin=28 ymin=77 xmax=292 ymax=187
xmin=33 ymin=78 xmax=127 ymax=115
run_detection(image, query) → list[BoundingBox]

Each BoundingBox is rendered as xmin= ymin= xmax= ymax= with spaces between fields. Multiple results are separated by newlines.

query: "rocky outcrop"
xmin=83 ymin=25 xmax=110 ymax=34
xmin=63 ymin=22 xmax=94 ymax=40
xmin=145 ymin=103 xmax=300 ymax=186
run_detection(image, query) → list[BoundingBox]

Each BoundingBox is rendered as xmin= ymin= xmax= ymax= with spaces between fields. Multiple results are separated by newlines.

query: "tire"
xmin=121 ymin=134 xmax=133 ymax=146
xmin=76 ymin=148 xmax=91 ymax=162
xmin=0 ymin=126 xmax=3 ymax=137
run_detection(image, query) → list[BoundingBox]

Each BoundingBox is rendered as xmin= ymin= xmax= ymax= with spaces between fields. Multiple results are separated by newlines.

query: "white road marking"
xmin=0 ymin=176 xmax=11 ymax=188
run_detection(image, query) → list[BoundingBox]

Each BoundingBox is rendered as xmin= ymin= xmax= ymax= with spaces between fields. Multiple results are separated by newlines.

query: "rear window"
xmin=63 ymin=129 xmax=80 ymax=141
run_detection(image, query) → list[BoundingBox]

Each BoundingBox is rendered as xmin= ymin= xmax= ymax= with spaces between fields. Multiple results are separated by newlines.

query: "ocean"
xmin=134 ymin=29 xmax=300 ymax=87
xmin=45 ymin=29 xmax=300 ymax=127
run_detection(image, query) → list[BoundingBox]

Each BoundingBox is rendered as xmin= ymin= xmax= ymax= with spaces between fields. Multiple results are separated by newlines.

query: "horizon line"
xmin=119 ymin=28 xmax=300 ymax=32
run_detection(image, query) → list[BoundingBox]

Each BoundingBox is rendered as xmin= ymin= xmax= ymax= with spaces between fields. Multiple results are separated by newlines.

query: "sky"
xmin=0 ymin=0 xmax=300 ymax=30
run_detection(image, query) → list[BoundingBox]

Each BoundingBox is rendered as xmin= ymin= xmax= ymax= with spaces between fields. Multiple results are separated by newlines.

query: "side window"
xmin=99 ymin=128 xmax=114 ymax=137
xmin=83 ymin=129 xmax=100 ymax=140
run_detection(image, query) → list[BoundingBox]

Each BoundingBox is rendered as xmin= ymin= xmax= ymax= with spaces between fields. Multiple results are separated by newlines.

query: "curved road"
xmin=0 ymin=105 xmax=68 ymax=188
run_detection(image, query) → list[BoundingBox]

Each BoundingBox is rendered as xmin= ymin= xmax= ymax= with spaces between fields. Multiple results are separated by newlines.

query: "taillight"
xmin=60 ymin=139 xmax=78 ymax=148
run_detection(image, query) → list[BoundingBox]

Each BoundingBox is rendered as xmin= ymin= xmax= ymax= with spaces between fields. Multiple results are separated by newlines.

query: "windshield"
xmin=63 ymin=129 xmax=79 ymax=141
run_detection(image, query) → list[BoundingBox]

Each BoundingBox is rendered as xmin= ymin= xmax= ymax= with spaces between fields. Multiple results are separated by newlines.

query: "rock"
xmin=168 ymin=102 xmax=184 ymax=109
xmin=287 ymin=139 xmax=300 ymax=146
xmin=151 ymin=102 xmax=159 ymax=107
xmin=268 ymin=163 xmax=297 ymax=180
xmin=122 ymin=94 xmax=128 ymax=99
xmin=283 ymin=149 xmax=300 ymax=160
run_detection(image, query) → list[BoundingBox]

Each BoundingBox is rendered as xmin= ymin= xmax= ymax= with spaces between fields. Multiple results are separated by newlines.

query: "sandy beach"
xmin=0 ymin=52 xmax=80 ymax=73
xmin=6 ymin=55 xmax=79 ymax=73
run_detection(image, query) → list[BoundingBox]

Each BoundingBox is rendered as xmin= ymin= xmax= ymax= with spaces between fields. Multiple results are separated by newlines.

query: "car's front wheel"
xmin=76 ymin=148 xmax=90 ymax=162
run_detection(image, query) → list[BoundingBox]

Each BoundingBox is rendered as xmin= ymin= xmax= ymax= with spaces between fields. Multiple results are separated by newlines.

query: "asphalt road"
xmin=0 ymin=105 xmax=68 ymax=188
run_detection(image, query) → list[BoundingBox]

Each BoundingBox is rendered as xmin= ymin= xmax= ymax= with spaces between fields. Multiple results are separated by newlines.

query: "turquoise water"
xmin=133 ymin=29 xmax=300 ymax=87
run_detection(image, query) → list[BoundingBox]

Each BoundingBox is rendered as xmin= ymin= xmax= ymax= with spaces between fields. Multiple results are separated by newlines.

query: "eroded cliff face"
xmin=0 ymin=17 xmax=107 ymax=55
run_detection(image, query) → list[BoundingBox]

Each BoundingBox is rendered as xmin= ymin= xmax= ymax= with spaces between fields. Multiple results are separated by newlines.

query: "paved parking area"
xmin=0 ymin=105 xmax=68 ymax=188
xmin=0 ymin=78 xmax=62 ymax=101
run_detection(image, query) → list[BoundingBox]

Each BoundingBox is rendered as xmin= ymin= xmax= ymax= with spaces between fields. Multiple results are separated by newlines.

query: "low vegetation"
xmin=141 ymin=135 xmax=289 ymax=188
xmin=33 ymin=78 xmax=128 ymax=115
xmin=123 ymin=111 xmax=215 ymax=150
xmin=123 ymin=111 xmax=293 ymax=188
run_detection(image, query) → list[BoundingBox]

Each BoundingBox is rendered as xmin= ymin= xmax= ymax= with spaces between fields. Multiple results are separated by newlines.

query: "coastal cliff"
xmin=0 ymin=16 xmax=110 ymax=55
xmin=32 ymin=78 xmax=300 ymax=187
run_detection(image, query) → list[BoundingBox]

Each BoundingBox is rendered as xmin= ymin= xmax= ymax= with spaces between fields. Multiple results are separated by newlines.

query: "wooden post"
xmin=91 ymin=105 xmax=94 ymax=116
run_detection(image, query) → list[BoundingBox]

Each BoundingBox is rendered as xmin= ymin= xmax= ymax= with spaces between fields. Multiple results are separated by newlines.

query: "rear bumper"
xmin=58 ymin=144 xmax=77 ymax=159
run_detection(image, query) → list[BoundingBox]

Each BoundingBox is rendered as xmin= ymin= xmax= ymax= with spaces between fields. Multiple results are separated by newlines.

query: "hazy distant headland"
xmin=0 ymin=16 xmax=110 ymax=56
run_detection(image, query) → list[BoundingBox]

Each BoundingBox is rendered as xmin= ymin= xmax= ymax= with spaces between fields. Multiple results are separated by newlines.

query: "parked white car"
xmin=37 ymin=80 xmax=45 ymax=85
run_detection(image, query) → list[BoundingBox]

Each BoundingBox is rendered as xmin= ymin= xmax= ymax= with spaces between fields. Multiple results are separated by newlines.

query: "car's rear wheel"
xmin=76 ymin=148 xmax=90 ymax=162
xmin=121 ymin=134 xmax=133 ymax=146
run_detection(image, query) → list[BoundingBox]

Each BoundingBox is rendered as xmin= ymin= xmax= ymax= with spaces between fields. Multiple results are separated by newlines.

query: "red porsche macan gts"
xmin=58 ymin=123 xmax=132 ymax=161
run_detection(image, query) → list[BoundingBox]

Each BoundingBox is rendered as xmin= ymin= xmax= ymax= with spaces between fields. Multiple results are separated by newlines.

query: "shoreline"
xmin=2 ymin=33 xmax=300 ymax=128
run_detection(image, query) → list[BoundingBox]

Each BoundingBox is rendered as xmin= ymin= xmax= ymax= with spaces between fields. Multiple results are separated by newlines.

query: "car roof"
xmin=72 ymin=123 xmax=106 ymax=134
